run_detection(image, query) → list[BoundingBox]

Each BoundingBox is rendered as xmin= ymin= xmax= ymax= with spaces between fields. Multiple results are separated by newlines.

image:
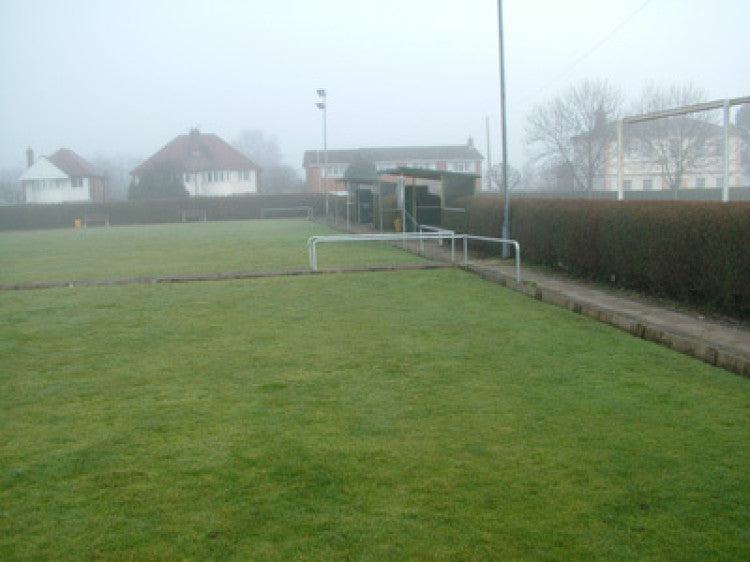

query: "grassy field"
xmin=0 ymin=220 xmax=425 ymax=284
xmin=1 ymin=221 xmax=749 ymax=560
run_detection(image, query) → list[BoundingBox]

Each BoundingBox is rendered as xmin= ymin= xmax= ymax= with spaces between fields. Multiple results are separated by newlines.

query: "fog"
xmin=1 ymin=0 xmax=748 ymax=176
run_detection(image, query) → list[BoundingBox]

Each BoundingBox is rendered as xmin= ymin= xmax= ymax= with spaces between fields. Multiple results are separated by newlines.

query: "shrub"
xmin=443 ymin=197 xmax=750 ymax=319
xmin=0 ymin=194 xmax=326 ymax=231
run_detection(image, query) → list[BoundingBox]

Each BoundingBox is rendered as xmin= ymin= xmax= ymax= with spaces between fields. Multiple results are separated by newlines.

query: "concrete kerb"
xmin=326 ymin=219 xmax=749 ymax=378
xmin=464 ymin=261 xmax=750 ymax=379
xmin=0 ymin=263 xmax=455 ymax=292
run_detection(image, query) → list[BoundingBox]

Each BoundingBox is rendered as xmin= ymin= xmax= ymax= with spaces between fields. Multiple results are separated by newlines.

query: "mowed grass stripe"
xmin=1 ymin=269 xmax=748 ymax=560
xmin=0 ymin=220 xmax=429 ymax=284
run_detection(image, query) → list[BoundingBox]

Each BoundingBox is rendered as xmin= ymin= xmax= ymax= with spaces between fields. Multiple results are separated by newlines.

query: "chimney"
xmin=26 ymin=147 xmax=34 ymax=168
xmin=467 ymin=137 xmax=474 ymax=148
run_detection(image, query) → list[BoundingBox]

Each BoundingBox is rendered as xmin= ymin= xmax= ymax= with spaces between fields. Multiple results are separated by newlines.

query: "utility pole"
xmin=497 ymin=0 xmax=510 ymax=258
xmin=316 ymin=89 xmax=328 ymax=215
xmin=485 ymin=116 xmax=493 ymax=191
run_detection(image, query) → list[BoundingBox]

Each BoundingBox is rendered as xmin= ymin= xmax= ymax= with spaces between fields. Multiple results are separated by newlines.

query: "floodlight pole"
xmin=317 ymin=89 xmax=329 ymax=215
xmin=497 ymin=0 xmax=510 ymax=258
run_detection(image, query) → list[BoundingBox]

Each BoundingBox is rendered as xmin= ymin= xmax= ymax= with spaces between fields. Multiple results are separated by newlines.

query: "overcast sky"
xmin=1 ymin=0 xmax=748 ymax=174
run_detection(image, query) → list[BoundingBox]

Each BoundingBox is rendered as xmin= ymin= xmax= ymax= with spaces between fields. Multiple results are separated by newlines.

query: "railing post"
xmin=617 ymin=119 xmax=624 ymax=201
xmin=723 ymin=99 xmax=730 ymax=203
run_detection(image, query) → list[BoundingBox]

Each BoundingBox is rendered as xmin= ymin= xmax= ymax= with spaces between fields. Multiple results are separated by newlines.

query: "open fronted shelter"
xmin=382 ymin=167 xmax=479 ymax=231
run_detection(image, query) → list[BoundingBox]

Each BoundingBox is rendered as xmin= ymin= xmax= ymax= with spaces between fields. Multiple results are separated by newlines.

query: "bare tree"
xmin=629 ymin=83 xmax=716 ymax=193
xmin=736 ymin=103 xmax=750 ymax=185
xmin=489 ymin=163 xmax=522 ymax=192
xmin=233 ymin=130 xmax=301 ymax=193
xmin=0 ymin=168 xmax=23 ymax=204
xmin=526 ymin=79 xmax=623 ymax=192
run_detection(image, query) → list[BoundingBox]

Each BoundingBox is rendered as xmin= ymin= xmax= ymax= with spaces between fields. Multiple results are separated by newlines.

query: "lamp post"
xmin=497 ymin=0 xmax=510 ymax=258
xmin=316 ymin=88 xmax=328 ymax=215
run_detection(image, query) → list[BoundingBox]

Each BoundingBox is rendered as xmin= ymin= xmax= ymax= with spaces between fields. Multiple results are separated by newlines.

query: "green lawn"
xmin=1 ymin=222 xmax=749 ymax=560
xmin=0 ymin=220 xmax=425 ymax=284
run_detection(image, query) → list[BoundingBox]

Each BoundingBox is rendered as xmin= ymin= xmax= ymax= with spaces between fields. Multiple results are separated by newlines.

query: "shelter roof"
xmin=380 ymin=167 xmax=480 ymax=180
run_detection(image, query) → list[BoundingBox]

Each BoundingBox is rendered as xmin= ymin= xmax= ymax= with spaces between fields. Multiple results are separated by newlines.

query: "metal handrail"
xmin=307 ymin=232 xmax=522 ymax=283
xmin=418 ymin=224 xmax=456 ymax=261
xmin=461 ymin=235 xmax=521 ymax=282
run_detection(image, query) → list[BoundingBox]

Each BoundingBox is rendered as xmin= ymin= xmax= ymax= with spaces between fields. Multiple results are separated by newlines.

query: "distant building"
xmin=131 ymin=129 xmax=260 ymax=197
xmin=19 ymin=148 xmax=109 ymax=204
xmin=593 ymin=119 xmax=743 ymax=192
xmin=302 ymin=139 xmax=484 ymax=193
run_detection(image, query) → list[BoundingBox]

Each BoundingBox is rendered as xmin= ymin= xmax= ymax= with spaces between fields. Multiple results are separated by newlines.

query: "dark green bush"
xmin=0 ymin=194 xmax=326 ymax=231
xmin=445 ymin=197 xmax=750 ymax=320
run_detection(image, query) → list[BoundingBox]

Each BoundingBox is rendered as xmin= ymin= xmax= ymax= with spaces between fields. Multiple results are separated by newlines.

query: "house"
xmin=593 ymin=118 xmax=743 ymax=193
xmin=302 ymin=139 xmax=484 ymax=193
xmin=131 ymin=129 xmax=260 ymax=197
xmin=19 ymin=148 xmax=108 ymax=204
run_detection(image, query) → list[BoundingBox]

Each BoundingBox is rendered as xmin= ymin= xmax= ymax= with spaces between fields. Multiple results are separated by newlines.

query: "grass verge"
xmin=0 ymin=220 xmax=427 ymax=284
xmin=2 ymin=269 xmax=748 ymax=559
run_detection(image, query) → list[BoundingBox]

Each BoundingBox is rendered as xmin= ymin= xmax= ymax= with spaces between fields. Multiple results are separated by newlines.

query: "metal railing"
xmin=460 ymin=235 xmax=521 ymax=282
xmin=418 ymin=224 xmax=457 ymax=261
xmin=307 ymin=232 xmax=522 ymax=283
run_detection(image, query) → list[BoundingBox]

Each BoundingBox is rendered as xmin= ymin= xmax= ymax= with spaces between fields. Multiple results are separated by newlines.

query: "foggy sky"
xmin=1 ymin=0 xmax=748 ymax=174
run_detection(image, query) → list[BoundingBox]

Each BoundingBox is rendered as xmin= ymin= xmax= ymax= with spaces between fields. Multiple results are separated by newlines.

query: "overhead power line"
xmin=531 ymin=0 xmax=656 ymax=101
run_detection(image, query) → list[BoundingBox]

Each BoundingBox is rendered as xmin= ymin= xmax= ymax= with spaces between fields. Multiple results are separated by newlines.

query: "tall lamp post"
xmin=497 ymin=0 xmax=510 ymax=258
xmin=316 ymin=89 xmax=328 ymax=215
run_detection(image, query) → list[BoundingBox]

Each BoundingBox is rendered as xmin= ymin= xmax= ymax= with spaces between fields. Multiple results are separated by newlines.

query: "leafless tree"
xmin=489 ymin=163 xmax=522 ymax=192
xmin=0 ymin=167 xmax=24 ymax=204
xmin=629 ymin=83 xmax=716 ymax=193
xmin=233 ymin=130 xmax=301 ymax=193
xmin=736 ymin=103 xmax=750 ymax=185
xmin=525 ymin=79 xmax=623 ymax=192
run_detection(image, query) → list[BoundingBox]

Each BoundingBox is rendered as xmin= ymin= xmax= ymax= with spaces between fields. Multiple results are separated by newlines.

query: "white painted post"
xmin=617 ymin=119 xmax=624 ymax=201
xmin=723 ymin=99 xmax=730 ymax=203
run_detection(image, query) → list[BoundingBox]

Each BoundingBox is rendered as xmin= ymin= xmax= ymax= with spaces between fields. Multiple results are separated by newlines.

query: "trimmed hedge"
xmin=447 ymin=196 xmax=750 ymax=320
xmin=0 ymin=194 xmax=326 ymax=231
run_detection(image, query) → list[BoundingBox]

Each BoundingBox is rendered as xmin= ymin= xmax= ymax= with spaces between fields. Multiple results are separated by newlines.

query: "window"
xmin=695 ymin=177 xmax=706 ymax=188
xmin=716 ymin=177 xmax=723 ymax=188
xmin=623 ymin=179 xmax=632 ymax=191
xmin=642 ymin=179 xmax=652 ymax=190
xmin=71 ymin=177 xmax=83 ymax=188
xmin=323 ymin=165 xmax=345 ymax=177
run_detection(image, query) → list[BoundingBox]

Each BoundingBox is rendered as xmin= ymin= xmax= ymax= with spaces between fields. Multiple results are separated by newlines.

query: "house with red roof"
xmin=131 ymin=129 xmax=260 ymax=197
xmin=19 ymin=148 xmax=108 ymax=204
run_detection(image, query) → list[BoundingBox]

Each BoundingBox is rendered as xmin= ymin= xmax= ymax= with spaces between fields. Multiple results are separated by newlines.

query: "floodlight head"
xmin=316 ymin=102 xmax=326 ymax=110
xmin=317 ymin=88 xmax=326 ymax=97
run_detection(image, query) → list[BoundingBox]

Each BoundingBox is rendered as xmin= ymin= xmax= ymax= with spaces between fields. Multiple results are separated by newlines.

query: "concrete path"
xmin=462 ymin=256 xmax=750 ymax=378
xmin=330 ymin=221 xmax=749 ymax=378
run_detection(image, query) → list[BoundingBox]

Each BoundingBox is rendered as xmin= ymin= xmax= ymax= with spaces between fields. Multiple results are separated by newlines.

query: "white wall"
xmin=23 ymin=178 xmax=90 ymax=203
xmin=20 ymin=158 xmax=92 ymax=202
xmin=185 ymin=169 xmax=258 ymax=197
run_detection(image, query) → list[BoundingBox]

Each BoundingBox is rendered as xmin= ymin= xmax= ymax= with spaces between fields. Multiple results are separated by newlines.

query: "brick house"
xmin=302 ymin=139 xmax=484 ymax=193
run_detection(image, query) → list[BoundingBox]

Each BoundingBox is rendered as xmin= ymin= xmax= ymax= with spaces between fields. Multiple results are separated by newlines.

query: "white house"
xmin=594 ymin=119 xmax=743 ymax=192
xmin=19 ymin=148 xmax=108 ymax=204
xmin=131 ymin=129 xmax=260 ymax=197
